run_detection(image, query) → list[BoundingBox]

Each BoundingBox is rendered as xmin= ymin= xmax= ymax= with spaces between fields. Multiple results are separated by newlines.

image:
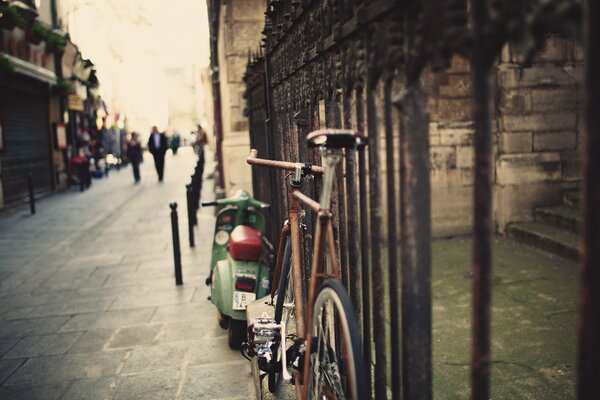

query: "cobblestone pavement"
xmin=0 ymin=147 xmax=253 ymax=400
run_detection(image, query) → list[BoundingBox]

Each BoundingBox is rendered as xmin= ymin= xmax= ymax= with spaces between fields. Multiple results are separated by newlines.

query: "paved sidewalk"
xmin=0 ymin=147 xmax=253 ymax=400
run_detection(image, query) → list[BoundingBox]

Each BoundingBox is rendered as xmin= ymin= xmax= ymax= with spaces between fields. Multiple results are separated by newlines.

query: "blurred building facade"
xmin=0 ymin=0 xmax=103 ymax=208
xmin=206 ymin=0 xmax=264 ymax=194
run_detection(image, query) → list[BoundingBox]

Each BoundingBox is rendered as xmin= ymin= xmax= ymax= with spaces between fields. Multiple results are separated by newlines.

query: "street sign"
xmin=67 ymin=94 xmax=84 ymax=111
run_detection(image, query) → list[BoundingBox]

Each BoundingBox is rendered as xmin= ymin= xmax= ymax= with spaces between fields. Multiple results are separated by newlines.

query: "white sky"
xmin=61 ymin=0 xmax=211 ymax=133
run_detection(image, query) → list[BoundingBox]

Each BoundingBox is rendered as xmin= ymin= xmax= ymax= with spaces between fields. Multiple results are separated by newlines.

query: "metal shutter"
xmin=0 ymin=80 xmax=53 ymax=205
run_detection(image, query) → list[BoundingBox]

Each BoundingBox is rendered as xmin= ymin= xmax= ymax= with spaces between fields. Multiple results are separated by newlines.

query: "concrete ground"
xmin=432 ymin=238 xmax=577 ymax=399
xmin=249 ymin=239 xmax=578 ymax=400
xmin=0 ymin=147 xmax=253 ymax=399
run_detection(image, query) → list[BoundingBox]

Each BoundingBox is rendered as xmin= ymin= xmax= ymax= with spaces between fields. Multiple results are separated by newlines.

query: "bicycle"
xmin=245 ymin=129 xmax=367 ymax=399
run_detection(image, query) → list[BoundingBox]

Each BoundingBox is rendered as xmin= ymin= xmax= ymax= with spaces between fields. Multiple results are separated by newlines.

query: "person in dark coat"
xmin=147 ymin=126 xmax=168 ymax=181
xmin=126 ymin=132 xmax=143 ymax=183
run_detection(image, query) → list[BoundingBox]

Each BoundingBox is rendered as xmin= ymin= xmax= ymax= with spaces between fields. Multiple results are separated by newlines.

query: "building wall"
xmin=217 ymin=0 xmax=264 ymax=195
xmin=422 ymin=36 xmax=583 ymax=236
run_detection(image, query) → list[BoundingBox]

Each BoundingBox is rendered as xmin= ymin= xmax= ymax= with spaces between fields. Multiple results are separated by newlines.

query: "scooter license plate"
xmin=233 ymin=291 xmax=256 ymax=310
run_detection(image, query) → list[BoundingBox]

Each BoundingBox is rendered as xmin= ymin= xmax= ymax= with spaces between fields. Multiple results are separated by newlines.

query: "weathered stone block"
xmin=225 ymin=22 xmax=263 ymax=57
xmin=532 ymin=36 xmax=570 ymax=63
xmin=430 ymin=146 xmax=457 ymax=171
xmin=231 ymin=0 xmax=265 ymax=21
xmin=439 ymin=74 xmax=472 ymax=97
xmin=496 ymin=153 xmax=562 ymax=185
xmin=497 ymin=66 xmax=577 ymax=90
xmin=456 ymin=146 xmax=474 ymax=169
xmin=495 ymin=183 xmax=560 ymax=231
xmin=502 ymin=113 xmax=577 ymax=132
xmin=431 ymin=97 xmax=472 ymax=121
xmin=439 ymin=126 xmax=474 ymax=146
xmin=561 ymin=150 xmax=582 ymax=182
xmin=447 ymin=55 xmax=470 ymax=74
xmin=531 ymin=88 xmax=579 ymax=112
xmin=226 ymin=55 xmax=251 ymax=83
xmin=499 ymin=132 xmax=532 ymax=154
xmin=499 ymin=90 xmax=532 ymax=114
xmin=431 ymin=185 xmax=473 ymax=237
xmin=533 ymin=131 xmax=576 ymax=152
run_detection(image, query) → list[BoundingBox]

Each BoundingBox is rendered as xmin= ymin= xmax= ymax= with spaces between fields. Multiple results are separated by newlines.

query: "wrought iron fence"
xmin=243 ymin=1 xmax=594 ymax=399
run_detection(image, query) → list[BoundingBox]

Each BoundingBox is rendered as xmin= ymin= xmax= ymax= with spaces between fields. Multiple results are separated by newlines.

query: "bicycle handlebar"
xmin=247 ymin=149 xmax=324 ymax=175
xmin=201 ymin=201 xmax=218 ymax=207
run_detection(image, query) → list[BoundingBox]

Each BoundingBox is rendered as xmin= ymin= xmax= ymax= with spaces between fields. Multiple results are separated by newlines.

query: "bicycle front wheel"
xmin=307 ymin=279 xmax=367 ymax=400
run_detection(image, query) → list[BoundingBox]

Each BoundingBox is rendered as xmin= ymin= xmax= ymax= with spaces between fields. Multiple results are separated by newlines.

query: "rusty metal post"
xmin=343 ymin=89 xmax=362 ymax=313
xmin=356 ymin=87 xmax=372 ymax=397
xmin=367 ymin=80 xmax=387 ymax=399
xmin=470 ymin=0 xmax=495 ymax=399
xmin=399 ymin=85 xmax=432 ymax=400
xmin=385 ymin=78 xmax=401 ymax=400
xmin=579 ymin=1 xmax=600 ymax=399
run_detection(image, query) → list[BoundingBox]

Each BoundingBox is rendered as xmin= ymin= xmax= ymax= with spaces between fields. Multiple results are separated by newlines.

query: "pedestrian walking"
xmin=193 ymin=124 xmax=208 ymax=158
xmin=147 ymin=126 xmax=168 ymax=182
xmin=127 ymin=132 xmax=143 ymax=184
xmin=170 ymin=132 xmax=181 ymax=155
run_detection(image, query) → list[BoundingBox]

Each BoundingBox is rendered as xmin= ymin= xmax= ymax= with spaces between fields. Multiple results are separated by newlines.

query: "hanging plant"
xmin=51 ymin=78 xmax=76 ymax=96
xmin=26 ymin=19 xmax=48 ymax=45
xmin=46 ymin=30 xmax=67 ymax=53
xmin=0 ymin=5 xmax=27 ymax=31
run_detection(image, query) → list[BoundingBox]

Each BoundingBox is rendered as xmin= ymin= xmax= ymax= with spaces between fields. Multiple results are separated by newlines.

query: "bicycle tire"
xmin=307 ymin=278 xmax=367 ymax=400
xmin=268 ymin=236 xmax=293 ymax=393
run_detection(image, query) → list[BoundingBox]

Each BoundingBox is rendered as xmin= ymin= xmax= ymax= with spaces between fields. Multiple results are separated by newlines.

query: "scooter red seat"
xmin=229 ymin=225 xmax=262 ymax=261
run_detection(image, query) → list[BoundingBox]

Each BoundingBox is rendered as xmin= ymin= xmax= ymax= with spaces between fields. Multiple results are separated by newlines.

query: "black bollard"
xmin=186 ymin=185 xmax=195 ymax=248
xmin=170 ymin=203 xmax=183 ymax=285
xmin=191 ymin=174 xmax=199 ymax=226
xmin=27 ymin=173 xmax=35 ymax=215
xmin=79 ymin=163 xmax=85 ymax=192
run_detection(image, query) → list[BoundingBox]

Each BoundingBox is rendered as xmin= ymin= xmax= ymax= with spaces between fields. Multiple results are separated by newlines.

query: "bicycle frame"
xmin=247 ymin=148 xmax=343 ymax=399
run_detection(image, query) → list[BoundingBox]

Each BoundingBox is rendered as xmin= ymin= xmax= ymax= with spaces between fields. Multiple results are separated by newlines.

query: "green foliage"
xmin=0 ymin=4 xmax=28 ymax=29
xmin=30 ymin=20 xmax=48 ymax=40
xmin=46 ymin=30 xmax=67 ymax=53
xmin=52 ymin=78 xmax=76 ymax=96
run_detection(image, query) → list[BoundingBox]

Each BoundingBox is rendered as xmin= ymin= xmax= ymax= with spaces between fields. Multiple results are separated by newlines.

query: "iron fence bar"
xmin=333 ymin=100 xmax=350 ymax=294
xmin=356 ymin=86 xmax=373 ymax=397
xmin=470 ymin=1 xmax=494 ymax=399
xmin=399 ymin=86 xmax=432 ymax=400
xmin=579 ymin=1 xmax=600 ymax=398
xmin=343 ymin=89 xmax=362 ymax=313
xmin=367 ymin=79 xmax=387 ymax=399
xmin=385 ymin=77 xmax=401 ymax=400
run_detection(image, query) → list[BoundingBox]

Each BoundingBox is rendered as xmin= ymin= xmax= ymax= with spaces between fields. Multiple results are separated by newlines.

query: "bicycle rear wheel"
xmin=307 ymin=279 xmax=367 ymax=400
xmin=269 ymin=237 xmax=293 ymax=393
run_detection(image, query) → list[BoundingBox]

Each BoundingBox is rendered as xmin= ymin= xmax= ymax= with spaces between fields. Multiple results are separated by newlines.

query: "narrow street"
xmin=0 ymin=147 xmax=253 ymax=400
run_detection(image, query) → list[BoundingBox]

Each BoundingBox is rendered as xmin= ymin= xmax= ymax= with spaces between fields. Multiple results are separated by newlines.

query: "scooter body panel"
xmin=211 ymin=254 xmax=271 ymax=321
xmin=209 ymin=207 xmax=266 ymax=272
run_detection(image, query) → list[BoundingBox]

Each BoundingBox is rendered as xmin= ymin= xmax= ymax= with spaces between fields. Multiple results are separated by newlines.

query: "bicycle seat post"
xmin=291 ymin=164 xmax=303 ymax=189
xmin=319 ymin=148 xmax=343 ymax=210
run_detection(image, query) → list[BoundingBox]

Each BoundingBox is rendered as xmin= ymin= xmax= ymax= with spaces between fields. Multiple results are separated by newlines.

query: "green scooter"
xmin=202 ymin=190 xmax=272 ymax=349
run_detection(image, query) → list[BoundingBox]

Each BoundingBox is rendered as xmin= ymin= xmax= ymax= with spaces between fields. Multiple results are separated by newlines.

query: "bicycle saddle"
xmin=307 ymin=129 xmax=367 ymax=149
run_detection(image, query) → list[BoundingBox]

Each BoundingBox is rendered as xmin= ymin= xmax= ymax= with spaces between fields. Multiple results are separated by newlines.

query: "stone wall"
xmin=218 ymin=0 xmax=264 ymax=195
xmin=423 ymin=36 xmax=583 ymax=237
xmin=494 ymin=37 xmax=582 ymax=231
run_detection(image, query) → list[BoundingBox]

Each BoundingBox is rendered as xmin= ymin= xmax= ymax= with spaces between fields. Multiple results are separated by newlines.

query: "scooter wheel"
xmin=218 ymin=313 xmax=230 ymax=330
xmin=228 ymin=320 xmax=247 ymax=349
